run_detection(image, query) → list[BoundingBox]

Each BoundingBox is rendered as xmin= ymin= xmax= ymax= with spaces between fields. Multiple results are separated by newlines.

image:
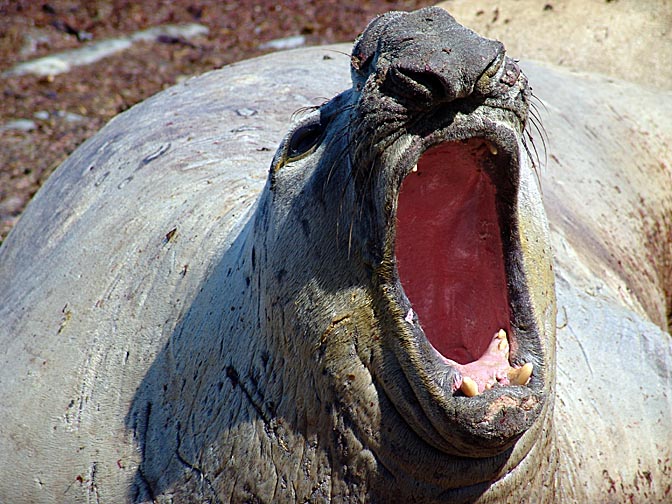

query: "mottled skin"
xmin=0 ymin=7 xmax=670 ymax=504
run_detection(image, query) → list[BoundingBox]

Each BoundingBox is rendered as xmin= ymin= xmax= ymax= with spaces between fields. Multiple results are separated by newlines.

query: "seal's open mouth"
xmin=395 ymin=138 xmax=532 ymax=396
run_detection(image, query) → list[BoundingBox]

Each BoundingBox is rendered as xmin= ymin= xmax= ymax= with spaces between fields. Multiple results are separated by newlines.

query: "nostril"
xmin=386 ymin=66 xmax=450 ymax=103
xmin=403 ymin=69 xmax=448 ymax=98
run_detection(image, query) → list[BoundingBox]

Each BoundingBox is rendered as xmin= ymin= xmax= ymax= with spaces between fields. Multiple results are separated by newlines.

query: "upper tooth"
xmin=412 ymin=164 xmax=418 ymax=173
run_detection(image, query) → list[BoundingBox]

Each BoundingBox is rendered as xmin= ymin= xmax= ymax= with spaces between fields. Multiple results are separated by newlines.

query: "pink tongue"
xmin=395 ymin=141 xmax=511 ymax=364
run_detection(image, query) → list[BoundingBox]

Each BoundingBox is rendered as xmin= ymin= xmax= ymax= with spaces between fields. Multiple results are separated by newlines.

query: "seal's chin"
xmin=395 ymin=139 xmax=531 ymax=396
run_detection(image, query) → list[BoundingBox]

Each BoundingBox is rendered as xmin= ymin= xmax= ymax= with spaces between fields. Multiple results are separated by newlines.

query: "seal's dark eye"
xmin=287 ymin=121 xmax=323 ymax=159
xmin=271 ymin=113 xmax=326 ymax=176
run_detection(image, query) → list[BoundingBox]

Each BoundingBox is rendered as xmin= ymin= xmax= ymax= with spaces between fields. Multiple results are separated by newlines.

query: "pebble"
xmin=33 ymin=110 xmax=87 ymax=123
xmin=1 ymin=119 xmax=37 ymax=132
xmin=0 ymin=195 xmax=25 ymax=215
xmin=259 ymin=35 xmax=306 ymax=51
xmin=55 ymin=111 xmax=86 ymax=123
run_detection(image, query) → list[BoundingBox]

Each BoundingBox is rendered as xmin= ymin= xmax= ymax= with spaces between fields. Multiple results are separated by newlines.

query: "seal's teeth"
xmin=460 ymin=376 xmax=479 ymax=397
xmin=497 ymin=329 xmax=507 ymax=339
xmin=486 ymin=141 xmax=498 ymax=156
xmin=497 ymin=338 xmax=509 ymax=352
xmin=411 ymin=163 xmax=418 ymax=173
xmin=508 ymin=362 xmax=534 ymax=386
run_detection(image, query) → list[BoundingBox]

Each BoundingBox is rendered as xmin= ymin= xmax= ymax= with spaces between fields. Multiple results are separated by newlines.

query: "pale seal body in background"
xmin=438 ymin=0 xmax=672 ymax=91
xmin=0 ymin=7 xmax=670 ymax=503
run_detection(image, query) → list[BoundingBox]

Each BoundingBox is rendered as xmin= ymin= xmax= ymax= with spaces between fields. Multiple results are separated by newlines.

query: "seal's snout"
xmin=351 ymin=6 xmax=505 ymax=105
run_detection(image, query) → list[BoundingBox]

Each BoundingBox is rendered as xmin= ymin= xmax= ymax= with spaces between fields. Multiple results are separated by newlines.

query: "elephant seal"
xmin=0 ymin=7 xmax=670 ymax=503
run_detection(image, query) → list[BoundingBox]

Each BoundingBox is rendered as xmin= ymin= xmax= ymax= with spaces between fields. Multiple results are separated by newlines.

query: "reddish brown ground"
xmin=0 ymin=0 xmax=433 ymax=243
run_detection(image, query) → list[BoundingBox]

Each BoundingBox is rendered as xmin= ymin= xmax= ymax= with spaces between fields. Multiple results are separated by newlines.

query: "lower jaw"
xmin=365 ymin=283 xmax=546 ymax=460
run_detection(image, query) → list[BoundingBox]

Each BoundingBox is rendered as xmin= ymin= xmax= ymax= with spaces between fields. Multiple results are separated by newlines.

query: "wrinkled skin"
xmin=0 ymin=7 xmax=670 ymax=504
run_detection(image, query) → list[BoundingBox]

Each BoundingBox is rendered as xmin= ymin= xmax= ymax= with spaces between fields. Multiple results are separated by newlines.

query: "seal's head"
xmin=257 ymin=6 xmax=555 ymax=492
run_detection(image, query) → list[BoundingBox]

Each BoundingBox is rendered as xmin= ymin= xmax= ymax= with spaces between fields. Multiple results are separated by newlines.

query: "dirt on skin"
xmin=0 ymin=0 xmax=434 ymax=243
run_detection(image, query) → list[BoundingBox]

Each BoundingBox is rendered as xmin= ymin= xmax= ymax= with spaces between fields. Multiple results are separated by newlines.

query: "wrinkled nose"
xmin=351 ymin=7 xmax=506 ymax=105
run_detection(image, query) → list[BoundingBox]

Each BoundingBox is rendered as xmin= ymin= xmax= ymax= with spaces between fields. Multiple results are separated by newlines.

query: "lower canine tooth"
xmin=508 ymin=362 xmax=534 ymax=386
xmin=460 ymin=376 xmax=479 ymax=397
xmin=497 ymin=329 xmax=507 ymax=339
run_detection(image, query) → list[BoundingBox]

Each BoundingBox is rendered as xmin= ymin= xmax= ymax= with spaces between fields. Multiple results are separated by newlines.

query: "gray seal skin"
xmin=0 ymin=6 xmax=670 ymax=503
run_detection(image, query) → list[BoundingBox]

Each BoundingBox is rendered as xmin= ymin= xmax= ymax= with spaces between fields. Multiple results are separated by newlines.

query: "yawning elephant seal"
xmin=0 ymin=7 xmax=670 ymax=503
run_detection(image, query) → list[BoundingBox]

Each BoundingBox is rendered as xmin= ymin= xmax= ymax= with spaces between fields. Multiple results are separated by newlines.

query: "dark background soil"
xmin=0 ymin=0 xmax=433 ymax=243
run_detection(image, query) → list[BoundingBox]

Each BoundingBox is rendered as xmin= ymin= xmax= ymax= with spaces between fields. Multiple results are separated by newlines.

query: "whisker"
xmin=291 ymin=105 xmax=321 ymax=121
xmin=528 ymin=104 xmax=548 ymax=166
xmin=530 ymin=116 xmax=548 ymax=164
xmin=522 ymin=134 xmax=542 ymax=184
xmin=530 ymin=92 xmax=549 ymax=115
xmin=323 ymin=48 xmax=352 ymax=58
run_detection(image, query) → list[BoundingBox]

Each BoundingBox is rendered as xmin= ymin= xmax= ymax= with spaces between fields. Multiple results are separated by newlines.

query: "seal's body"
xmin=0 ymin=8 xmax=670 ymax=503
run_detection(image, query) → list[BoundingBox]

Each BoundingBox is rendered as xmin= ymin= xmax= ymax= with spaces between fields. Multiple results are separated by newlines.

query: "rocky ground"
xmin=0 ymin=0 xmax=434 ymax=243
